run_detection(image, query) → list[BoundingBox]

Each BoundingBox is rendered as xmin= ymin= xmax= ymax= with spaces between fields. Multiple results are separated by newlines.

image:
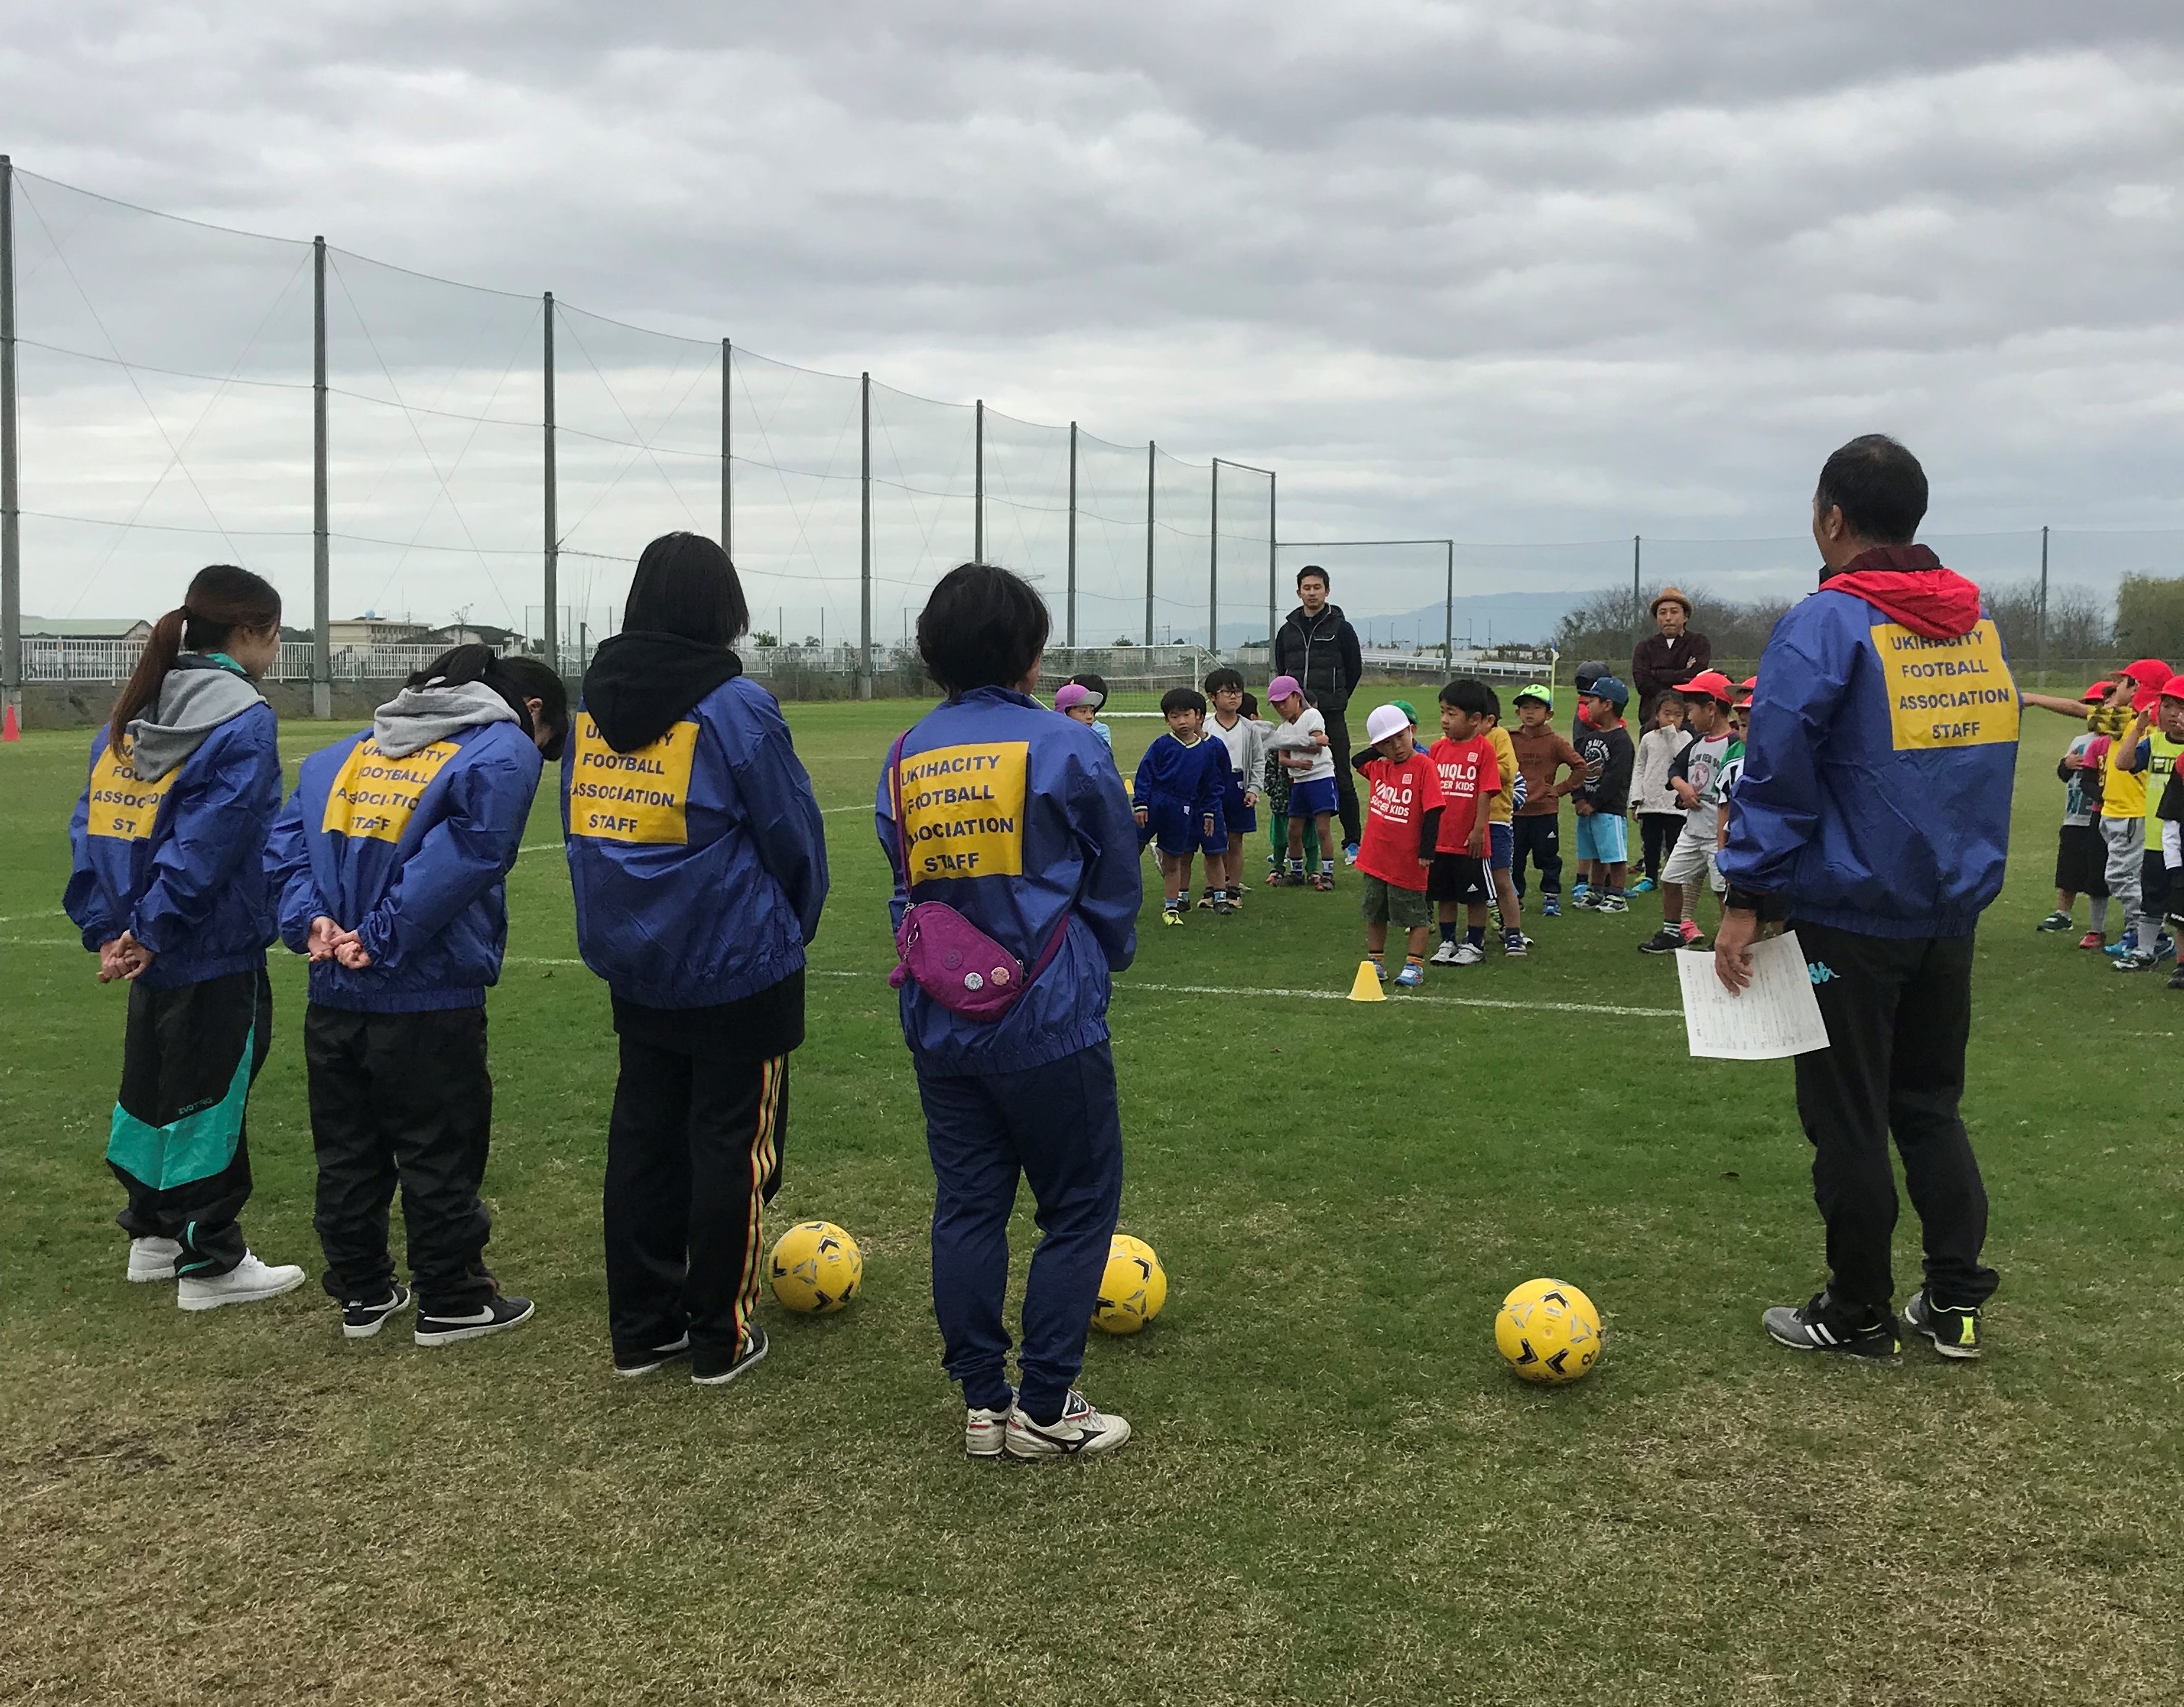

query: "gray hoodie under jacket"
xmin=371 ymin=679 xmax=519 ymax=758
xmin=126 ymin=654 xmax=268 ymax=781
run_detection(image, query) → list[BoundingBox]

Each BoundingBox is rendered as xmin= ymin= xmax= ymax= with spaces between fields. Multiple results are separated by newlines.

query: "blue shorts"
xmin=1486 ymin=821 xmax=1513 ymax=871
xmin=1288 ymin=776 xmax=1338 ymax=819
xmin=1574 ymin=811 xmax=1628 ymax=864
xmin=1222 ymin=780 xmax=1257 ymax=834
xmin=1146 ymin=805 xmax=1226 ymax=858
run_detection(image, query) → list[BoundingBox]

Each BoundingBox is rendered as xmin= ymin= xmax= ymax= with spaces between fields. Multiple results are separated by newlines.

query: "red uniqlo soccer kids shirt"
xmin=1356 ymin=750 xmax=1446 ymax=891
xmin=1429 ymin=734 xmax=1500 ymax=853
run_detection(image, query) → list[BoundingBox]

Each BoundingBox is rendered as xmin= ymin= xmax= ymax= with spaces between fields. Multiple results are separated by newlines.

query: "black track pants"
xmin=306 ymin=1004 xmax=498 ymax=1315
xmin=1790 ymin=920 xmax=1998 ymax=1315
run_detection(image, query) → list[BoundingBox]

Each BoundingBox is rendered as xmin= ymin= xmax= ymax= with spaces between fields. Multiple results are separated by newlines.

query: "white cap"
xmin=1365 ymin=703 xmax=1410 ymax=746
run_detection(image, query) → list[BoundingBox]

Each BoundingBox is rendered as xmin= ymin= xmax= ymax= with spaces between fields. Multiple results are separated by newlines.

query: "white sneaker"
xmin=966 ymin=1387 xmax=1015 ymax=1458
xmin=1429 ymin=940 xmax=1460 ymax=966
xmin=176 ymin=1251 xmax=306 ymax=1312
xmin=1004 ymin=1389 xmax=1132 ymax=1461
xmin=1453 ymin=941 xmax=1486 ymax=967
xmin=127 ymin=1236 xmax=182 ymax=1282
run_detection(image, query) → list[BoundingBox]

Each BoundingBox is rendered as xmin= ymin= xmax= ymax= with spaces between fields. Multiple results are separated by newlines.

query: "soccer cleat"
xmin=1502 ymin=930 xmax=1529 ymax=957
xmin=1681 ymin=933 xmax=1712 ymax=951
xmin=1161 ymin=906 xmax=1185 ymax=927
xmin=1453 ymin=941 xmax=1486 ymax=967
xmin=1762 ymin=1292 xmax=1899 ymax=1359
xmin=2157 ymin=932 xmax=2178 ymax=964
xmin=341 ymin=1284 xmax=412 ymax=1340
xmin=1570 ymin=881 xmax=1590 ymax=904
xmin=2114 ymin=948 xmax=2158 ymax=972
xmin=1542 ymin=896 xmax=1561 ymax=918
xmin=1429 ymin=940 xmax=1460 ymax=966
xmin=1310 ymin=871 xmax=1335 ymax=892
xmin=1595 ymin=894 xmax=1629 ymax=915
xmin=127 ymin=1236 xmax=182 ymax=1282
xmin=1639 ymin=925 xmax=1686 ymax=954
xmin=2035 ymin=909 xmax=2074 ymax=933
xmin=1195 ymin=889 xmax=1216 ymax=910
xmin=1004 ymin=1388 xmax=1132 ymax=1461
xmin=615 ymin=1333 xmax=692 ymax=1378
xmin=176 ymin=1252 xmax=306 ymax=1312
xmin=966 ymin=1388 xmax=1015 ymax=1458
xmin=2078 ymin=931 xmax=2106 ymax=950
xmin=2105 ymin=930 xmax=2138 ymax=959
xmin=1630 ymin=876 xmax=1658 ymax=894
xmin=415 ymin=1295 xmax=535 ymax=1347
xmin=1395 ymin=961 xmax=1424 ymax=988
xmin=1902 ymin=1289 xmax=1982 ymax=1360
xmin=1369 ymin=957 xmax=1388 ymax=983
xmin=691 ymin=1325 xmax=768 ymax=1386
xmin=1211 ymin=897 xmax=1239 ymax=916
xmin=1343 ymin=842 xmax=1361 ymax=867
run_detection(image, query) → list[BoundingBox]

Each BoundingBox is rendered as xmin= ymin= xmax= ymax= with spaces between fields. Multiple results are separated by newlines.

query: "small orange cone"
xmin=1347 ymin=959 xmax=1387 ymax=1003
xmin=1 ymin=702 xmax=18 ymax=743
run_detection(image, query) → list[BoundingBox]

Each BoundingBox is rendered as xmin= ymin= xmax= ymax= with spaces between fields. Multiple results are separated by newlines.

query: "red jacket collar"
xmin=1822 ymin=544 xmax=1984 ymax=639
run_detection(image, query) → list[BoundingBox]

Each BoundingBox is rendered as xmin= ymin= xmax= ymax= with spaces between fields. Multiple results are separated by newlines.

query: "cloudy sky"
xmin=9 ymin=2 xmax=2184 ymax=637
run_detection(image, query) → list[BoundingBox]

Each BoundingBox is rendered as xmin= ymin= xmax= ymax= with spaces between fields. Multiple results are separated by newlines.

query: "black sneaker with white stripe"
xmin=414 ymin=1295 xmax=535 ymax=1347
xmin=691 ymin=1325 xmax=768 ymax=1387
xmin=342 ymin=1284 xmax=412 ymax=1340
xmin=1762 ymin=1292 xmax=1899 ymax=1359
xmin=615 ymin=1333 xmax=692 ymax=1378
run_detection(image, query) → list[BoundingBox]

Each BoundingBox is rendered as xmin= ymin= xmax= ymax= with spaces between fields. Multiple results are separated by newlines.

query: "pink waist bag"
xmin=885 ymin=733 xmax=1071 ymax=1022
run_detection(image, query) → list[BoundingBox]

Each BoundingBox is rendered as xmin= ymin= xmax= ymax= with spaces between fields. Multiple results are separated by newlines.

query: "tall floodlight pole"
xmin=1267 ymin=470 xmax=1278 ymax=663
xmin=1144 ymin=441 xmax=1156 ymax=647
xmin=859 ymin=371 xmax=872 ymax=701
xmin=721 ymin=339 xmax=732 ymax=556
xmin=1444 ymin=540 xmax=1455 ymax=663
xmin=2039 ymin=524 xmax=2050 ymax=675
xmin=1066 ymin=422 xmax=1078 ymax=650
xmin=1208 ymin=458 xmax=1221 ymax=655
xmin=974 ymin=399 xmax=985 ymax=563
xmin=312 ymin=236 xmax=331 ymax=718
xmin=0 ymin=155 xmax=19 ymax=730
xmin=1632 ymin=534 xmax=1642 ymax=636
xmin=542 ymin=293 xmax=558 ymax=673
xmin=734 ymin=338 xmax=742 ymax=559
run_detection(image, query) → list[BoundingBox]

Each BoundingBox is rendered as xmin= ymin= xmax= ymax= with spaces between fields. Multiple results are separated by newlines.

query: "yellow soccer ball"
xmin=1091 ymin=1235 xmax=1167 ymax=1335
xmin=769 ymin=1220 xmax=863 ymax=1314
xmin=1495 ymin=1277 xmax=1603 ymax=1383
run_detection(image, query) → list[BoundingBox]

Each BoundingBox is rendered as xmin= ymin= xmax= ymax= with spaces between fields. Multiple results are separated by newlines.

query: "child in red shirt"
xmin=1351 ymin=703 xmax=1445 ymax=987
xmin=1426 ymin=678 xmax=1504 ymax=966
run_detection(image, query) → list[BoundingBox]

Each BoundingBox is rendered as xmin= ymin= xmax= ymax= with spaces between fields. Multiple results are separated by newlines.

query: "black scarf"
xmin=584 ymin=631 xmax=744 ymax=753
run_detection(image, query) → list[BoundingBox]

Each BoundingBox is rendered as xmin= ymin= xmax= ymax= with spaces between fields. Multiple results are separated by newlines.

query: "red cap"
xmin=2123 ymin=657 xmax=2172 ymax=686
xmin=2080 ymin=680 xmax=2114 ymax=705
xmin=1672 ymin=669 xmax=1736 ymax=704
xmin=2133 ymin=675 xmax=2170 ymax=713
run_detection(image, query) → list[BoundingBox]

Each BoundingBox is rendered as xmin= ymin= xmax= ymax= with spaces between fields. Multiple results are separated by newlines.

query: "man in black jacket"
xmin=1272 ymin=566 xmax=1366 ymax=853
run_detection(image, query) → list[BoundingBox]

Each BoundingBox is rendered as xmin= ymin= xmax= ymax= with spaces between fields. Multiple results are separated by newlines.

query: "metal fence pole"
xmin=1632 ymin=533 xmax=1642 ymax=635
xmin=312 ymin=236 xmax=331 ymax=718
xmin=1066 ymin=421 xmax=1078 ymax=649
xmin=721 ymin=338 xmax=732 ymax=557
xmin=974 ymin=399 xmax=984 ymax=563
xmin=1208 ymin=458 xmax=1221 ymax=654
xmin=859 ymin=371 xmax=872 ymax=701
xmin=1144 ymin=441 xmax=1156 ymax=647
xmin=1 ymin=157 xmax=19 ymax=730
xmin=542 ymin=292 xmax=558 ymax=673
xmin=2039 ymin=524 xmax=2050 ymax=675
xmin=1266 ymin=470 xmax=1277 ymax=659
xmin=734 ymin=338 xmax=742 ymax=559
xmin=1444 ymin=540 xmax=1454 ymax=663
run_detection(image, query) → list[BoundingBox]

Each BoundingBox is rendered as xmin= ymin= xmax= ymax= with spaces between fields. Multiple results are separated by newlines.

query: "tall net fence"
xmin=0 ymin=163 xmax=1273 ymax=709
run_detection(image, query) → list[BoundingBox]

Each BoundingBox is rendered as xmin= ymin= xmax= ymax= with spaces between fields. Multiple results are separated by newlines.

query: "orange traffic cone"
xmin=1347 ymin=959 xmax=1387 ymax=1003
xmin=1 ymin=701 xmax=18 ymax=742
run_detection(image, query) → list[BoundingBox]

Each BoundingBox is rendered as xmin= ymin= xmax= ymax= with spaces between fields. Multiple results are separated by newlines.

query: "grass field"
xmin=2 ymin=701 xmax=2179 ymax=1706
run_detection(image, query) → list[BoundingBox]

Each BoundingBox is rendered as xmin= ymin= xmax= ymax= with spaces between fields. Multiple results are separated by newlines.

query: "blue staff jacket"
xmin=876 ymin=686 xmax=1142 ymax=1076
xmin=264 ymin=721 xmax=543 ymax=1012
xmin=64 ymin=706 xmax=281 ymax=990
xmin=1717 ymin=584 xmax=2018 ymax=939
xmin=563 ymin=677 xmax=828 ymax=1008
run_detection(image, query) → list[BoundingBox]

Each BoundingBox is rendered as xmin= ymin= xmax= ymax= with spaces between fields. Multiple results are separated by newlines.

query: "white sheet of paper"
xmin=1676 ymin=930 xmax=1832 ymax=1060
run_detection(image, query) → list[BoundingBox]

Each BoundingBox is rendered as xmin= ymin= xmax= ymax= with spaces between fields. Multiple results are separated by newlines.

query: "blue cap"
xmin=1582 ymin=675 xmax=1630 ymax=709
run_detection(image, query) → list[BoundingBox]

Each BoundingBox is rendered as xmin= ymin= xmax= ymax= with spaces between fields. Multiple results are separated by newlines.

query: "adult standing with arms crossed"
xmin=1715 ymin=436 xmax=2014 ymax=1361
xmin=565 ymin=533 xmax=829 ymax=1386
xmin=878 ymin=563 xmax=1143 ymax=1461
xmin=1273 ymin=566 xmax=1366 ymax=862
xmin=1630 ymin=588 xmax=1711 ymax=730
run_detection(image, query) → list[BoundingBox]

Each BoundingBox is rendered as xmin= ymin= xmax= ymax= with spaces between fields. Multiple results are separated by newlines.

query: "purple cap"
xmin=1054 ymin=683 xmax=1096 ymax=714
xmin=1268 ymin=675 xmax=1302 ymax=703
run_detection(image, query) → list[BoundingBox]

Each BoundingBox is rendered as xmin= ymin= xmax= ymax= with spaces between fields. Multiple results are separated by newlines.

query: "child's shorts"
xmin=1146 ymin=805 xmax=1226 ymax=859
xmin=1360 ymin=873 xmax=1432 ymax=929
xmin=1288 ymin=776 xmax=1338 ymax=819
xmin=1574 ymin=811 xmax=1628 ymax=864
xmin=1661 ymin=822 xmax=1721 ymax=891
xmin=1426 ymin=852 xmax=1492 ymax=905
xmin=1222 ymin=780 xmax=1257 ymax=834
xmin=1486 ymin=821 xmax=1514 ymax=871
xmin=2055 ymin=821 xmax=2107 ymax=896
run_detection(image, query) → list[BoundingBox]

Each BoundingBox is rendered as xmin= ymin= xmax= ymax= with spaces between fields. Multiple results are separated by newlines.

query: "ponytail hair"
xmin=108 ymin=564 xmax=282 ymax=751
xmin=408 ymin=642 xmax=572 ymax=759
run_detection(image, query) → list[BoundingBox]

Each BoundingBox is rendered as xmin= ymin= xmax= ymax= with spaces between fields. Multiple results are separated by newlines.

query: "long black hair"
xmin=110 ymin=563 xmax=280 ymax=749
xmin=408 ymin=643 xmax=571 ymax=759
